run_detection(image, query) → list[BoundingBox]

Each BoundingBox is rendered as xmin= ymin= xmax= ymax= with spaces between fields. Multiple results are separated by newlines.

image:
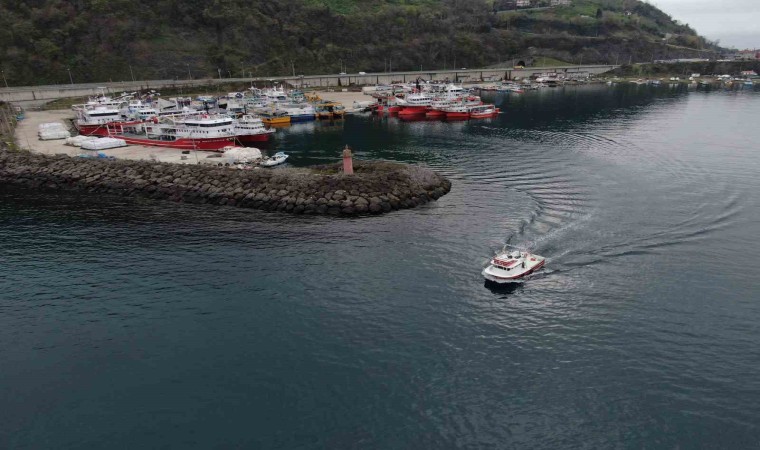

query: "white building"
xmin=550 ymin=0 xmax=571 ymax=6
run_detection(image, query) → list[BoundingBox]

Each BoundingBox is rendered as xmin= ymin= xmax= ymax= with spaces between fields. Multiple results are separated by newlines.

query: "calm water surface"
xmin=2 ymin=85 xmax=760 ymax=448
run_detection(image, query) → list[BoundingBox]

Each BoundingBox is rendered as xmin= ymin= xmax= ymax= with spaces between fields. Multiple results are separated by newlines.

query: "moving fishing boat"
xmin=482 ymin=246 xmax=546 ymax=283
xmin=234 ymin=115 xmax=275 ymax=143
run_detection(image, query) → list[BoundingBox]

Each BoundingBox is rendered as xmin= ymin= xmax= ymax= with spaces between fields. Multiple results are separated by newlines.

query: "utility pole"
xmin=1 ymin=70 xmax=7 ymax=88
xmin=339 ymin=58 xmax=343 ymax=73
xmin=67 ymin=67 xmax=73 ymax=85
xmin=291 ymin=60 xmax=295 ymax=77
xmin=218 ymin=68 xmax=222 ymax=80
xmin=187 ymin=64 xmax=192 ymax=80
xmin=129 ymin=65 xmax=135 ymax=82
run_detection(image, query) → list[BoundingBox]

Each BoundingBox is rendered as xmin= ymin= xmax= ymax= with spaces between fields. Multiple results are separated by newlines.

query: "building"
xmin=550 ymin=0 xmax=571 ymax=6
xmin=516 ymin=0 xmax=531 ymax=7
xmin=734 ymin=49 xmax=760 ymax=61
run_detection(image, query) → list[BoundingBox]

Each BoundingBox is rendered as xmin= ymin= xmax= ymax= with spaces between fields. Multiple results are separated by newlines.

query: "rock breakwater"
xmin=0 ymin=149 xmax=451 ymax=216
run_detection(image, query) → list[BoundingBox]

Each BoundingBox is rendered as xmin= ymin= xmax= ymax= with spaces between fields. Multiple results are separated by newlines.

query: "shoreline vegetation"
xmin=0 ymin=0 xmax=718 ymax=86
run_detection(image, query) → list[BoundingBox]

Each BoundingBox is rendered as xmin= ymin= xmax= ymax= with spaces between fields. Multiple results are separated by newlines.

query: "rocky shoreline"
xmin=0 ymin=149 xmax=451 ymax=216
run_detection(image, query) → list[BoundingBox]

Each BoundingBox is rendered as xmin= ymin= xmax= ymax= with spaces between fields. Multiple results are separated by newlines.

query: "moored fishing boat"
xmin=101 ymin=113 xmax=236 ymax=150
xmin=280 ymin=103 xmax=316 ymax=122
xmin=396 ymin=93 xmax=433 ymax=116
xmin=258 ymin=110 xmax=291 ymax=126
xmin=482 ymin=246 xmax=546 ymax=283
xmin=469 ymin=105 xmax=500 ymax=119
xmin=425 ymin=108 xmax=447 ymax=119
xmin=234 ymin=115 xmax=275 ymax=143
xmin=74 ymin=104 xmax=144 ymax=136
xmin=119 ymin=99 xmax=158 ymax=121
xmin=444 ymin=105 xmax=470 ymax=120
xmin=315 ymin=102 xmax=346 ymax=119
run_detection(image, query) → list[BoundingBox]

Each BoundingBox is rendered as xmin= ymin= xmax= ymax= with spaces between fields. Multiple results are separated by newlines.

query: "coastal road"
xmin=0 ymin=65 xmax=618 ymax=105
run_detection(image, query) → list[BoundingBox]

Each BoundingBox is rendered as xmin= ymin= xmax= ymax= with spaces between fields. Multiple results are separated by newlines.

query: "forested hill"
xmin=0 ymin=0 xmax=718 ymax=86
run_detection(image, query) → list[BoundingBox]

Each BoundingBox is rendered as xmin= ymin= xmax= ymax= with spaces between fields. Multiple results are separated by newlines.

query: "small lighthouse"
xmin=342 ymin=145 xmax=354 ymax=175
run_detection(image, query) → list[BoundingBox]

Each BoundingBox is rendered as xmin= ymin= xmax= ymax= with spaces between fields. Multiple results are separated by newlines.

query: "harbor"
xmin=4 ymin=0 xmax=760 ymax=445
xmin=3 ymin=82 xmax=760 ymax=448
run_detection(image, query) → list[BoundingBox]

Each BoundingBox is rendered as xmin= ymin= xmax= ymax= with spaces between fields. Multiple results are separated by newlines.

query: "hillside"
xmin=0 ymin=0 xmax=719 ymax=86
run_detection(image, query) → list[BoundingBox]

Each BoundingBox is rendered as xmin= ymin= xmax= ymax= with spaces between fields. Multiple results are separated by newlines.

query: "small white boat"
xmin=482 ymin=246 xmax=546 ymax=283
xmin=260 ymin=151 xmax=288 ymax=167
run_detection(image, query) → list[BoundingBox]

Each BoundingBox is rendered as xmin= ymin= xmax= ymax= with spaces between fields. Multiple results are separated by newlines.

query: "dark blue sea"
xmin=2 ymin=84 xmax=759 ymax=448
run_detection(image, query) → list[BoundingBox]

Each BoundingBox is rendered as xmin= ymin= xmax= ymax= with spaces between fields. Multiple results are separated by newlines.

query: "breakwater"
xmin=0 ymin=149 xmax=451 ymax=215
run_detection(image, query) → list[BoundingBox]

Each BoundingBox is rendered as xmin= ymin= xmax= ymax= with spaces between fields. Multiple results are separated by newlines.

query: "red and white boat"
xmin=396 ymin=92 xmax=433 ymax=116
xmin=74 ymin=92 xmax=153 ymax=136
xmin=426 ymin=96 xmax=482 ymax=118
xmin=469 ymin=105 xmax=500 ymax=119
xmin=234 ymin=115 xmax=275 ymax=144
xmin=426 ymin=99 xmax=455 ymax=118
xmin=101 ymin=113 xmax=237 ymax=150
xmin=444 ymin=105 xmax=471 ymax=120
xmin=483 ymin=247 xmax=546 ymax=283
xmin=373 ymin=96 xmax=402 ymax=114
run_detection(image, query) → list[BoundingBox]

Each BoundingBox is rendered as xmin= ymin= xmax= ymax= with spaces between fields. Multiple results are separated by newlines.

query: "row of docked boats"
xmin=220 ymin=87 xmax=346 ymax=123
xmin=74 ymin=96 xmax=274 ymax=150
xmin=371 ymin=83 xmax=501 ymax=120
xmin=71 ymin=87 xmax=350 ymax=150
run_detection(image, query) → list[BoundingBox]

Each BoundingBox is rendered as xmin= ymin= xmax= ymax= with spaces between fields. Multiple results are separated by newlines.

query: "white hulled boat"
xmin=482 ymin=246 xmax=546 ymax=283
xmin=102 ymin=113 xmax=236 ymax=150
xmin=234 ymin=115 xmax=275 ymax=143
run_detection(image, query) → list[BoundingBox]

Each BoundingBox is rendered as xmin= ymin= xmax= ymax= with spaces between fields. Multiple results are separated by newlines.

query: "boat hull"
xmin=262 ymin=117 xmax=291 ymax=125
xmin=426 ymin=110 xmax=446 ymax=118
xmin=398 ymin=106 xmax=428 ymax=116
xmin=235 ymin=133 xmax=273 ymax=144
xmin=114 ymin=134 xmax=235 ymax=150
xmin=446 ymin=111 xmax=470 ymax=120
xmin=76 ymin=120 xmax=144 ymax=137
xmin=289 ymin=114 xmax=316 ymax=122
xmin=470 ymin=108 xmax=500 ymax=119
